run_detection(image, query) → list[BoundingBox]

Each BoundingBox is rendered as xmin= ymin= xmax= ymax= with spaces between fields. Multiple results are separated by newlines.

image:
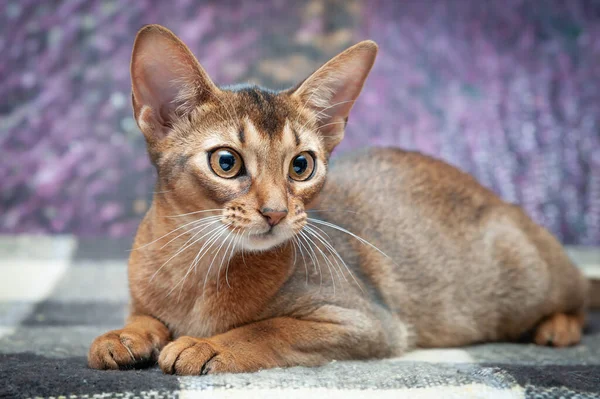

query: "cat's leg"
xmin=158 ymin=308 xmax=406 ymax=375
xmin=88 ymin=314 xmax=171 ymax=369
xmin=523 ymin=214 xmax=589 ymax=347
xmin=533 ymin=312 xmax=586 ymax=347
xmin=487 ymin=205 xmax=589 ymax=345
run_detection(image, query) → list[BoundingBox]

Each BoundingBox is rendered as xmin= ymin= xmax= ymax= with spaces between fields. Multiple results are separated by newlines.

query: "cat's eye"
xmin=209 ymin=148 xmax=243 ymax=178
xmin=289 ymin=152 xmax=315 ymax=181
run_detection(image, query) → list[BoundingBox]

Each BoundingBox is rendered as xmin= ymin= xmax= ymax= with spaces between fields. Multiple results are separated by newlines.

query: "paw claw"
xmin=88 ymin=329 xmax=158 ymax=370
xmin=159 ymin=337 xmax=229 ymax=375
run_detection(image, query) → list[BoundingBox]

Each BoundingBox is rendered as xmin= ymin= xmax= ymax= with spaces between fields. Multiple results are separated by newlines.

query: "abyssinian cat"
xmin=88 ymin=24 xmax=589 ymax=375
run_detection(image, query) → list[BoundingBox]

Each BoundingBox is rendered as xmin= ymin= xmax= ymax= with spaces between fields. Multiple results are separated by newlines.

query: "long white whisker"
xmin=167 ymin=224 xmax=230 ymax=299
xmin=291 ymin=237 xmax=298 ymax=267
xmin=225 ymin=229 xmax=244 ymax=288
xmin=301 ymin=230 xmax=335 ymax=295
xmin=203 ymin=226 xmax=234 ymax=297
xmin=217 ymin=227 xmax=240 ymax=290
xmin=303 ymin=229 xmax=342 ymax=294
xmin=131 ymin=216 xmax=218 ymax=251
xmin=307 ymin=218 xmax=394 ymax=262
xmin=150 ymin=221 xmax=223 ymax=282
xmin=296 ymin=232 xmax=317 ymax=273
xmin=306 ymin=223 xmax=332 ymax=241
xmin=173 ymin=223 xmax=232 ymax=300
xmin=305 ymin=225 xmax=365 ymax=294
xmin=297 ymin=232 xmax=321 ymax=289
xmin=159 ymin=216 xmax=222 ymax=250
xmin=305 ymin=226 xmax=345 ymax=282
xmin=240 ymin=230 xmax=248 ymax=268
xmin=191 ymin=224 xmax=231 ymax=276
xmin=166 ymin=209 xmax=224 ymax=218
xmin=306 ymin=209 xmax=359 ymax=214
xmin=293 ymin=236 xmax=309 ymax=285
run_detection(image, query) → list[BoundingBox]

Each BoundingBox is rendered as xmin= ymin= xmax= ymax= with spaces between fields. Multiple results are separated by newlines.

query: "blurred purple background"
xmin=1 ymin=0 xmax=599 ymax=244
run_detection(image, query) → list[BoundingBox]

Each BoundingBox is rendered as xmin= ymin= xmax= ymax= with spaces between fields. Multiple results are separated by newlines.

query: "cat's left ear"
xmin=130 ymin=24 xmax=219 ymax=144
xmin=289 ymin=40 xmax=378 ymax=153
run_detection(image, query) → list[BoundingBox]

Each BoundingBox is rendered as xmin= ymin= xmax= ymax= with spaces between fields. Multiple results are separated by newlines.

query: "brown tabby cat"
xmin=88 ymin=24 xmax=589 ymax=375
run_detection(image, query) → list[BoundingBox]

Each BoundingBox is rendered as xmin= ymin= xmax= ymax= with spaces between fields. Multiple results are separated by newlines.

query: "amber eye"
xmin=209 ymin=148 xmax=243 ymax=178
xmin=289 ymin=152 xmax=315 ymax=181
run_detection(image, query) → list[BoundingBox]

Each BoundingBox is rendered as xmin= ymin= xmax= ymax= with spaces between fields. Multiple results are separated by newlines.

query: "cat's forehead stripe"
xmin=281 ymin=120 xmax=298 ymax=150
xmin=238 ymin=127 xmax=245 ymax=144
xmin=225 ymin=85 xmax=290 ymax=138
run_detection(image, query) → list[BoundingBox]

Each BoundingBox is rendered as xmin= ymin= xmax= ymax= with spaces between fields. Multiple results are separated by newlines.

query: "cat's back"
xmin=315 ymin=146 xmax=509 ymax=269
xmin=320 ymin=147 xmax=504 ymax=226
xmin=313 ymin=147 xmax=578 ymax=346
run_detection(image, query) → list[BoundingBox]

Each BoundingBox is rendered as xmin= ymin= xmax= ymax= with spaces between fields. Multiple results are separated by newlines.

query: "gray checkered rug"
xmin=1 ymin=236 xmax=599 ymax=398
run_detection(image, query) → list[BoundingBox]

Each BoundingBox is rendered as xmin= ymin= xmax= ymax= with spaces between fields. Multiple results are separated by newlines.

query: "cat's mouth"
xmin=251 ymin=229 xmax=275 ymax=240
xmin=244 ymin=227 xmax=289 ymax=251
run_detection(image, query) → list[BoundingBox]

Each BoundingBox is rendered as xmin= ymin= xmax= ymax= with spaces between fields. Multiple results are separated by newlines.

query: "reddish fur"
xmin=88 ymin=25 xmax=589 ymax=374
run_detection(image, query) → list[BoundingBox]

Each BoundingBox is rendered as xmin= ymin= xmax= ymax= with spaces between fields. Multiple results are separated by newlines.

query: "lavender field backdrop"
xmin=1 ymin=0 xmax=599 ymax=244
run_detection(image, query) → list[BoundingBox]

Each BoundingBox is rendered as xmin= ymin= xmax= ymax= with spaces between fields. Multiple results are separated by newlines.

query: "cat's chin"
xmin=243 ymin=231 xmax=290 ymax=252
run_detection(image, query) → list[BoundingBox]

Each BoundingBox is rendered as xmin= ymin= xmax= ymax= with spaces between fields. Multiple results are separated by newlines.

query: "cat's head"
xmin=131 ymin=25 xmax=377 ymax=251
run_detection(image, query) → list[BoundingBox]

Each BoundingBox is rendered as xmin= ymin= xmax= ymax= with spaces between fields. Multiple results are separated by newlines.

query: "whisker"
xmin=150 ymin=221 xmax=224 ymax=282
xmin=300 ymin=230 xmax=335 ymax=295
xmin=191 ymin=223 xmax=231 ymax=276
xmin=306 ymin=223 xmax=333 ymax=241
xmin=293 ymin=236 xmax=309 ymax=285
xmin=168 ymin=223 xmax=230 ymax=299
xmin=306 ymin=209 xmax=359 ymax=214
xmin=175 ymin=239 xmax=209 ymax=303
xmin=161 ymin=224 xmax=226 ymax=300
xmin=225 ymin=228 xmax=244 ymax=288
xmin=217 ymin=227 xmax=240 ymax=290
xmin=296 ymin=232 xmax=321 ymax=289
xmin=305 ymin=225 xmax=364 ymax=294
xmin=291 ymin=236 xmax=298 ymax=267
xmin=307 ymin=218 xmax=394 ymax=262
xmin=240 ymin=230 xmax=249 ymax=268
xmin=166 ymin=209 xmax=224 ymax=218
xmin=303 ymin=228 xmax=343 ymax=294
xmin=203 ymin=226 xmax=234 ymax=297
xmin=305 ymin=226 xmax=345 ymax=282
xmin=296 ymin=232 xmax=317 ymax=273
xmin=131 ymin=216 xmax=218 ymax=251
xmin=159 ymin=216 xmax=222 ymax=250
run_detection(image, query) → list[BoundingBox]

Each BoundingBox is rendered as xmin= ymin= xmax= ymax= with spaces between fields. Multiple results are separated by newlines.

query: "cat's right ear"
xmin=130 ymin=24 xmax=218 ymax=144
xmin=289 ymin=41 xmax=378 ymax=153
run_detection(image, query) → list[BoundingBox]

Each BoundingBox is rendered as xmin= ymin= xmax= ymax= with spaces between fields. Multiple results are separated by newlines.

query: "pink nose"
xmin=260 ymin=208 xmax=288 ymax=226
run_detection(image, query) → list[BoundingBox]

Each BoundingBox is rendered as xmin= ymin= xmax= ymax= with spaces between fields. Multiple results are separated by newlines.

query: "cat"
xmin=88 ymin=24 xmax=589 ymax=375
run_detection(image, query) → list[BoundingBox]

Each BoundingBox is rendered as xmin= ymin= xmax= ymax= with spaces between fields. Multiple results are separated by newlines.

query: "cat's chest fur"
xmin=143 ymin=280 xmax=235 ymax=338
xmin=128 ymin=235 xmax=293 ymax=338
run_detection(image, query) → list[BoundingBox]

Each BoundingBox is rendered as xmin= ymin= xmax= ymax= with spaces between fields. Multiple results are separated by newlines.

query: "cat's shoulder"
xmin=328 ymin=146 xmax=501 ymax=203
xmin=329 ymin=146 xmax=461 ymax=174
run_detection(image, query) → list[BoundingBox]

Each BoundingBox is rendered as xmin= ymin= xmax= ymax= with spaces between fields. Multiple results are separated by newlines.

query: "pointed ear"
xmin=131 ymin=24 xmax=218 ymax=143
xmin=290 ymin=40 xmax=378 ymax=153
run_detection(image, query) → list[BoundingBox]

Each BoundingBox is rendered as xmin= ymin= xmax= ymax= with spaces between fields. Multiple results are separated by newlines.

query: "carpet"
xmin=0 ymin=236 xmax=599 ymax=398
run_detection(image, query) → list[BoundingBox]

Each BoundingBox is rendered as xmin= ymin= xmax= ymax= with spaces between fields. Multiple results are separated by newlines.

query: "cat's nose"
xmin=260 ymin=208 xmax=288 ymax=226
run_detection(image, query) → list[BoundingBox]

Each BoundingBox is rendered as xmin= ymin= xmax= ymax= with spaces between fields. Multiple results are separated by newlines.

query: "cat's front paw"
xmin=159 ymin=336 xmax=244 ymax=375
xmin=88 ymin=329 xmax=159 ymax=370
